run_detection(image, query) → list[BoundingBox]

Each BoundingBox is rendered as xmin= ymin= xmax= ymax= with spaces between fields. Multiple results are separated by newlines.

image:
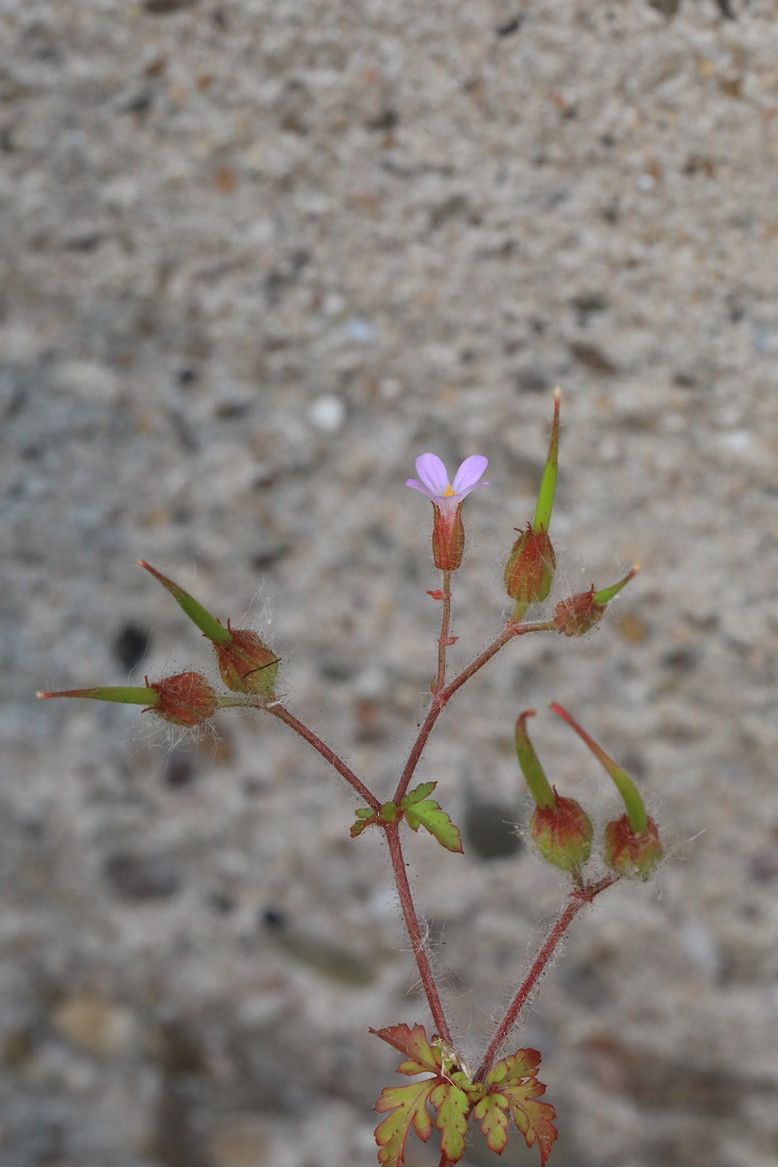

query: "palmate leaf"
xmin=485 ymin=1050 xmax=558 ymax=1166
xmin=371 ymin=1024 xmax=471 ymax=1166
xmin=401 ymin=782 xmax=464 ymax=854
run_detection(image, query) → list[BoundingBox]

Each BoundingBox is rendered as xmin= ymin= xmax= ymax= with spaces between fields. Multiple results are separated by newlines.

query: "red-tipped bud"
xmin=530 ymin=793 xmax=593 ymax=872
xmin=604 ymin=814 xmax=663 ymax=880
xmin=505 ymin=523 xmax=556 ymax=619
xmin=553 ymin=585 xmax=604 ymax=637
xmin=431 ymin=503 xmax=465 ymax=571
xmin=215 ymin=627 xmax=279 ymax=698
xmin=554 ymin=566 xmax=640 ymax=637
xmin=149 ymin=671 xmax=218 ymax=726
xmin=39 ymin=675 xmax=219 ymax=728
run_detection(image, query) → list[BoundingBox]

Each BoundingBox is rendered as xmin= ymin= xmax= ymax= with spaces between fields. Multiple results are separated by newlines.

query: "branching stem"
xmin=393 ymin=619 xmax=555 ymax=804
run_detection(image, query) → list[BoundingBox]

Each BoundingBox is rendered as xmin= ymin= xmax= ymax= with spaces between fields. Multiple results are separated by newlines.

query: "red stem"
xmin=474 ymin=874 xmax=616 ymax=1082
xmin=266 ymin=704 xmax=381 ymax=812
xmin=385 ymin=824 xmax=452 ymax=1043
xmin=435 ymin=570 xmax=452 ymax=694
xmin=393 ymin=620 xmax=555 ymax=804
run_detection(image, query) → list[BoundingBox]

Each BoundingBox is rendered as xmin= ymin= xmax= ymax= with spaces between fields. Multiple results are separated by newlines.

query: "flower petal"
xmin=452 ymin=455 xmax=488 ymax=496
xmin=405 ymin=477 xmax=435 ymax=499
xmin=414 ymin=452 xmax=450 ymax=495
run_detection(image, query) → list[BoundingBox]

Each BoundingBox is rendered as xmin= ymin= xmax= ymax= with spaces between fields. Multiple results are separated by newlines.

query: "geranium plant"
xmin=39 ymin=390 xmax=661 ymax=1166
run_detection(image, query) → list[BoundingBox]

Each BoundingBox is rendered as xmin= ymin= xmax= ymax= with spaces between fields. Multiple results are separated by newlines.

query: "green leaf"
xmin=374 ymin=1078 xmax=436 ymax=1166
xmin=400 ymin=783 xmax=464 ymax=854
xmin=473 ymin=1092 xmax=510 ymax=1154
xmin=379 ymin=801 xmax=400 ymax=824
xmin=401 ymin=781 xmax=437 ymax=804
xmin=350 ymin=808 xmax=377 ymax=838
xmin=486 ymin=1050 xmax=557 ymax=1166
xmin=430 ymin=1079 xmax=470 ymax=1162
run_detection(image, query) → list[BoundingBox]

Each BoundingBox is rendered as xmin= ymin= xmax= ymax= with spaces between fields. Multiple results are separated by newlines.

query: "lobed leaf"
xmin=371 ymin=1025 xmax=476 ymax=1166
xmin=401 ymin=783 xmax=464 ymax=854
xmin=350 ymin=807 xmax=377 ymax=838
xmin=370 ymin=1023 xmax=443 ymax=1076
xmin=430 ymin=1079 xmax=470 ymax=1162
xmin=374 ymin=1079 xmax=436 ymax=1166
xmin=486 ymin=1050 xmax=557 ymax=1166
xmin=473 ymin=1092 xmax=510 ymax=1154
xmin=402 ymin=782 xmax=437 ymax=805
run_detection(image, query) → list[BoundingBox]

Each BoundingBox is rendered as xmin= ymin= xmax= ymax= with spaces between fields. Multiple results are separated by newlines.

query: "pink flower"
xmin=405 ymin=454 xmax=489 ymax=514
xmin=406 ymin=454 xmax=488 ymax=571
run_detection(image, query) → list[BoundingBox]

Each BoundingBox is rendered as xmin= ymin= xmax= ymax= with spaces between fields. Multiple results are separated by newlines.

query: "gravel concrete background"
xmin=3 ymin=1 xmax=778 ymax=1165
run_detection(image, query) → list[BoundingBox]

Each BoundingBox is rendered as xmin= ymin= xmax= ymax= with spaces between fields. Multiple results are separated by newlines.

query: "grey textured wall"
xmin=3 ymin=2 xmax=778 ymax=1165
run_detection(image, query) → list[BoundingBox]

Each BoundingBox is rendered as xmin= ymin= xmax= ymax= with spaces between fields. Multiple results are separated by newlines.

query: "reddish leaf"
xmin=371 ymin=1025 xmax=474 ymax=1166
xmin=486 ymin=1050 xmax=557 ymax=1166
xmin=370 ymin=1022 xmax=443 ymax=1076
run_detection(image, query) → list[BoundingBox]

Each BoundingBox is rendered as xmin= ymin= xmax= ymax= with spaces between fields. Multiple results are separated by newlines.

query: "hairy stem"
xmin=385 ymin=823 xmax=452 ymax=1043
xmin=393 ymin=620 xmax=555 ymax=804
xmin=264 ymin=704 xmax=381 ymax=812
xmin=474 ymin=874 xmax=616 ymax=1081
xmin=435 ymin=570 xmax=452 ymax=694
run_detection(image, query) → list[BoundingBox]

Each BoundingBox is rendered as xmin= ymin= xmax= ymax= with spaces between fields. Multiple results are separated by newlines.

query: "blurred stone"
xmin=146 ymin=1020 xmax=208 ymax=1075
xmin=749 ymin=828 xmax=778 ymax=882
xmin=208 ymin=1119 xmax=271 ymax=1167
xmin=464 ymin=802 xmax=522 ymax=860
xmin=164 ymin=744 xmax=199 ymax=788
xmin=308 ymin=394 xmax=346 ymax=433
xmin=113 ymin=623 xmax=151 ymax=672
xmin=2 ymin=1027 xmax=34 ymax=1067
xmin=569 ymin=341 xmax=618 ymax=375
xmin=144 ymin=0 xmax=199 ymax=12
xmin=51 ymin=995 xmax=134 ymax=1056
xmin=51 ymin=360 xmax=120 ymax=402
xmin=275 ymin=931 xmax=375 ymax=987
xmin=154 ymin=1083 xmax=214 ymax=1167
xmin=103 ymin=852 xmax=180 ymax=901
